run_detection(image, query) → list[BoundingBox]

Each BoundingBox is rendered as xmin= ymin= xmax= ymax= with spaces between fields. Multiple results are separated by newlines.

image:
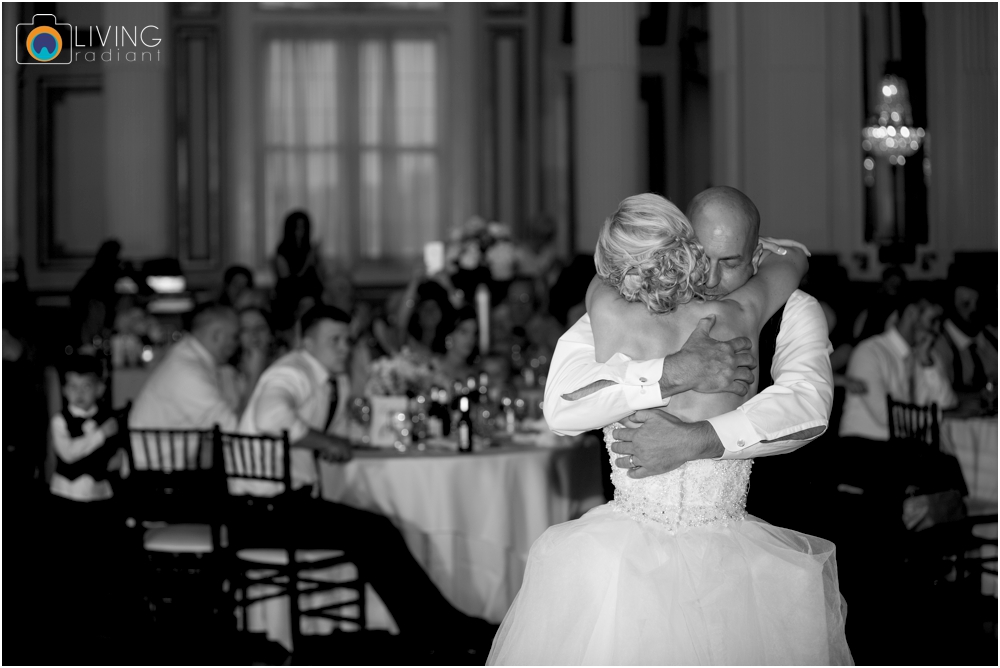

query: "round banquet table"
xmin=252 ymin=439 xmax=606 ymax=650
xmin=940 ymin=414 xmax=998 ymax=597
xmin=319 ymin=440 xmax=607 ymax=624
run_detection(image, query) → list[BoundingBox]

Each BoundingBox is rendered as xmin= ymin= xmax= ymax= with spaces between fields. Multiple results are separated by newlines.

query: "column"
xmin=3 ymin=4 xmax=19 ymax=280
xmin=103 ymin=2 xmax=170 ymax=259
xmin=573 ymin=3 xmax=640 ymax=254
xmin=226 ymin=2 xmax=257 ymax=269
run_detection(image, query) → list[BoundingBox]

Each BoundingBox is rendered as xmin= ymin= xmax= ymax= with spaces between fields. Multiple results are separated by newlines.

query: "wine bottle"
xmin=457 ymin=396 xmax=473 ymax=453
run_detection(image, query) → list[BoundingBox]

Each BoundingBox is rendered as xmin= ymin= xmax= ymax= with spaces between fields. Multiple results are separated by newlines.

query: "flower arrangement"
xmin=446 ymin=216 xmax=519 ymax=282
xmin=364 ymin=348 xmax=452 ymax=397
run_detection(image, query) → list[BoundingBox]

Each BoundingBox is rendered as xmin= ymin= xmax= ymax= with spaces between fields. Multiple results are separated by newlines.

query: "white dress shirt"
xmin=49 ymin=404 xmax=114 ymax=502
xmin=232 ymin=349 xmax=350 ymax=496
xmin=128 ymin=335 xmax=239 ymax=469
xmin=129 ymin=335 xmax=239 ymax=432
xmin=543 ymin=289 xmax=834 ymax=459
xmin=839 ymin=326 xmax=957 ymax=441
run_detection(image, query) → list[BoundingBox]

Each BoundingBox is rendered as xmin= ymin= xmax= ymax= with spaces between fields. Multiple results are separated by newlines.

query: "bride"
xmin=488 ymin=193 xmax=852 ymax=665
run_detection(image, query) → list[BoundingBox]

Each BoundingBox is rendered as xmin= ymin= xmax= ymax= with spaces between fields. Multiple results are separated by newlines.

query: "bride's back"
xmin=587 ymin=279 xmax=758 ymax=419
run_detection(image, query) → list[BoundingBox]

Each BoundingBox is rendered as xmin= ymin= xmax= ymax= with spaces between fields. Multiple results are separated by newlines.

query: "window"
xmin=261 ymin=34 xmax=442 ymax=266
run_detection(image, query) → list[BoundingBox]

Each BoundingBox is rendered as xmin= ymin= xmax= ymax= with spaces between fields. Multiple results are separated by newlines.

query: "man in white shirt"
xmin=545 ymin=186 xmax=833 ymax=476
xmin=236 ymin=305 xmax=495 ymax=652
xmin=839 ymin=290 xmax=957 ymax=442
xmin=130 ymin=303 xmax=241 ymax=433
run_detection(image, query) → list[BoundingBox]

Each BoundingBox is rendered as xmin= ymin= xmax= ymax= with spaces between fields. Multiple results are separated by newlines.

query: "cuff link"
xmin=736 ymin=438 xmax=746 ymax=448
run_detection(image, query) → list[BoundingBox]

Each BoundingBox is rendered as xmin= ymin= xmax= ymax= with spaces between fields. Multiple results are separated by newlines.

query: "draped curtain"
xmin=263 ymin=36 xmax=440 ymax=266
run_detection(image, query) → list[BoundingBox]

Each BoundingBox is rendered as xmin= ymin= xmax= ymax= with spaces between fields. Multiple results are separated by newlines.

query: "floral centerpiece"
xmin=364 ymin=348 xmax=452 ymax=398
xmin=364 ymin=349 xmax=452 ymax=448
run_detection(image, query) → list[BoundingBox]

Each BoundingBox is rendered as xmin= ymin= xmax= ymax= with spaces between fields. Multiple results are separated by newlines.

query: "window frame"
xmin=252 ymin=11 xmax=450 ymax=270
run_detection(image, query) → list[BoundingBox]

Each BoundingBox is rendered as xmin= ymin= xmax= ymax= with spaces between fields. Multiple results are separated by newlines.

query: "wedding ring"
xmin=629 ymin=454 xmax=636 ymax=469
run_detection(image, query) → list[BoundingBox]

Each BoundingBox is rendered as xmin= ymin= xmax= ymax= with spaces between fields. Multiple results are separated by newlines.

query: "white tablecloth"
xmin=321 ymin=441 xmax=606 ymax=623
xmin=941 ymin=416 xmax=998 ymax=597
xmin=941 ymin=416 xmax=998 ymax=504
xmin=254 ymin=440 xmax=606 ymax=650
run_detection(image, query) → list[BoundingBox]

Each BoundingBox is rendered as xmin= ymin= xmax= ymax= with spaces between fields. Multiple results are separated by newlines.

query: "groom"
xmin=544 ymin=186 xmax=833 ymax=479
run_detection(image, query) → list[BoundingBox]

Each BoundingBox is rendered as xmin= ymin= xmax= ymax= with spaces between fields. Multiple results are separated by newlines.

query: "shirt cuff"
xmin=706 ymin=409 xmax=760 ymax=459
xmin=621 ymin=358 xmax=668 ymax=411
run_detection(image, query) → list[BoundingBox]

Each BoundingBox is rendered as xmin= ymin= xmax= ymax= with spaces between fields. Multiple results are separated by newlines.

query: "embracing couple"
xmin=488 ymin=187 xmax=853 ymax=665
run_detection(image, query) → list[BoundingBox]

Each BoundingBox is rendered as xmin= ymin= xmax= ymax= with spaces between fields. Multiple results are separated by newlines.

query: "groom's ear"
xmin=751 ymin=241 xmax=764 ymax=275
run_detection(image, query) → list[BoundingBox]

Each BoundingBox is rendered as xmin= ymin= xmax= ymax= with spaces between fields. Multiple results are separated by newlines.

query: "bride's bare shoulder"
xmin=680 ymin=297 xmax=755 ymax=342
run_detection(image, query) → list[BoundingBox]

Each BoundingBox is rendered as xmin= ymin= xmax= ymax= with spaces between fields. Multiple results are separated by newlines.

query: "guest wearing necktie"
xmin=839 ymin=289 xmax=956 ymax=444
xmin=236 ymin=304 xmax=495 ymax=652
xmin=934 ymin=279 xmax=998 ymax=394
xmin=833 ymin=288 xmax=960 ymax=657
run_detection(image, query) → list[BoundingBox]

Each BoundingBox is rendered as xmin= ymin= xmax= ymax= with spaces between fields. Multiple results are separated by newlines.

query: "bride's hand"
xmin=753 ymin=237 xmax=810 ymax=273
xmin=759 ymin=237 xmax=811 ymax=256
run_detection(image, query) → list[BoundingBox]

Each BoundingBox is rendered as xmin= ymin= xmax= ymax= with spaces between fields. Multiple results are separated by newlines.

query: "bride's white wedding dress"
xmin=488 ymin=424 xmax=853 ymax=665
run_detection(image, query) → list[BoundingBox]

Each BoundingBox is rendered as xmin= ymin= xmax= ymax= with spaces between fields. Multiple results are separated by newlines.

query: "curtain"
xmin=263 ymin=36 xmax=440 ymax=265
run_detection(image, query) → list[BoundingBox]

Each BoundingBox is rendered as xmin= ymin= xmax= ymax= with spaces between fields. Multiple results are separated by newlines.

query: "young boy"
xmin=49 ymin=354 xmax=125 ymax=503
xmin=46 ymin=355 xmax=130 ymax=652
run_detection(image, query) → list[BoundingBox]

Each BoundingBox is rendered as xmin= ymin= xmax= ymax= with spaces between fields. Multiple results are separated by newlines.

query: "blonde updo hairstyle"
xmin=594 ymin=193 xmax=709 ymax=315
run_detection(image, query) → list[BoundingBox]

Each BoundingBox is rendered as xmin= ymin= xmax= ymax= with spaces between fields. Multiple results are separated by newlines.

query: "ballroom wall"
xmin=3 ymin=2 xmax=996 ymax=293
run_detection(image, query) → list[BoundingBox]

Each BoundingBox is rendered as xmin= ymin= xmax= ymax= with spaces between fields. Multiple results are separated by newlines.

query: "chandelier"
xmin=862 ymin=73 xmax=925 ymax=165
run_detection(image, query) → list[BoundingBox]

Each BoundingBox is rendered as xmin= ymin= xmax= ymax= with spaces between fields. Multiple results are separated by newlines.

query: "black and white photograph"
xmin=2 ymin=2 xmax=997 ymax=666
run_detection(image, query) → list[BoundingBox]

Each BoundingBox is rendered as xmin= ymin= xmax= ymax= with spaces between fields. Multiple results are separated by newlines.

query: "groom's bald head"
xmin=685 ymin=186 xmax=761 ymax=299
xmin=686 ymin=187 xmax=760 ymax=241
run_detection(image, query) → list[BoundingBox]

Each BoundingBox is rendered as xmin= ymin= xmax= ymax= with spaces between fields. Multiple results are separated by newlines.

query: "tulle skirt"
xmin=488 ymin=504 xmax=853 ymax=665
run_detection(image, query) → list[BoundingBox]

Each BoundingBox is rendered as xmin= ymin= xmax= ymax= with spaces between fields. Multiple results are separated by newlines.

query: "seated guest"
xmin=852 ymin=264 xmax=908 ymax=343
xmin=840 ymin=288 xmax=957 ymax=444
xmin=220 ymin=307 xmax=277 ymax=411
xmin=219 ymin=265 xmax=254 ymax=308
xmin=129 ymin=303 xmax=240 ymax=452
xmin=235 ymin=305 xmax=493 ymax=649
xmin=433 ymin=306 xmax=479 ymax=384
xmin=402 ymin=280 xmax=455 ymax=359
xmin=934 ymin=279 xmax=998 ymax=393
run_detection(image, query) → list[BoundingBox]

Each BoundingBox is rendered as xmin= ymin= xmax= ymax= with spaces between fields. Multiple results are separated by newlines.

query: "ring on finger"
xmin=628 ymin=454 xmax=638 ymax=469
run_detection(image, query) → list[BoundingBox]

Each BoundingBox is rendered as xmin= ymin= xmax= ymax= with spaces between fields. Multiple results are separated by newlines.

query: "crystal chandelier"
xmin=862 ymin=73 xmax=925 ymax=165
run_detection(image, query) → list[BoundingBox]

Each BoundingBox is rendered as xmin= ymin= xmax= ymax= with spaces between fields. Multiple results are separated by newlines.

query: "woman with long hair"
xmin=273 ymin=210 xmax=324 ymax=329
xmin=432 ymin=306 xmax=479 ymax=384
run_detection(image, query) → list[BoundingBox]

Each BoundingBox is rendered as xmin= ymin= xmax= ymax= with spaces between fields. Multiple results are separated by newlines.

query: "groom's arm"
xmin=543 ymin=314 xmax=756 ymax=436
xmin=707 ymin=290 xmax=834 ymax=459
xmin=609 ymin=291 xmax=834 ymax=477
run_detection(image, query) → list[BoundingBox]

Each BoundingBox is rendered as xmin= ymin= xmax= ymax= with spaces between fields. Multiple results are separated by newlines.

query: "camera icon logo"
xmin=16 ymin=14 xmax=72 ymax=65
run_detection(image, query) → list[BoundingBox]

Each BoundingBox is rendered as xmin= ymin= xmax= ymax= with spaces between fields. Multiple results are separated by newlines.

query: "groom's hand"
xmin=660 ymin=315 xmax=756 ymax=398
xmin=610 ymin=409 xmax=724 ymax=478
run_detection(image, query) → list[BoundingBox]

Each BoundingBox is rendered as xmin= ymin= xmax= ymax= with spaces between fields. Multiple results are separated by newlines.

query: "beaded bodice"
xmin=604 ymin=423 xmax=752 ymax=532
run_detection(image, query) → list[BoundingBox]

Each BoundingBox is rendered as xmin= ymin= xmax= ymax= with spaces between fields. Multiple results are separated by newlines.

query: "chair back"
xmin=219 ymin=430 xmax=293 ymax=495
xmin=887 ymin=397 xmax=940 ymax=449
xmin=123 ymin=425 xmax=225 ymax=526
